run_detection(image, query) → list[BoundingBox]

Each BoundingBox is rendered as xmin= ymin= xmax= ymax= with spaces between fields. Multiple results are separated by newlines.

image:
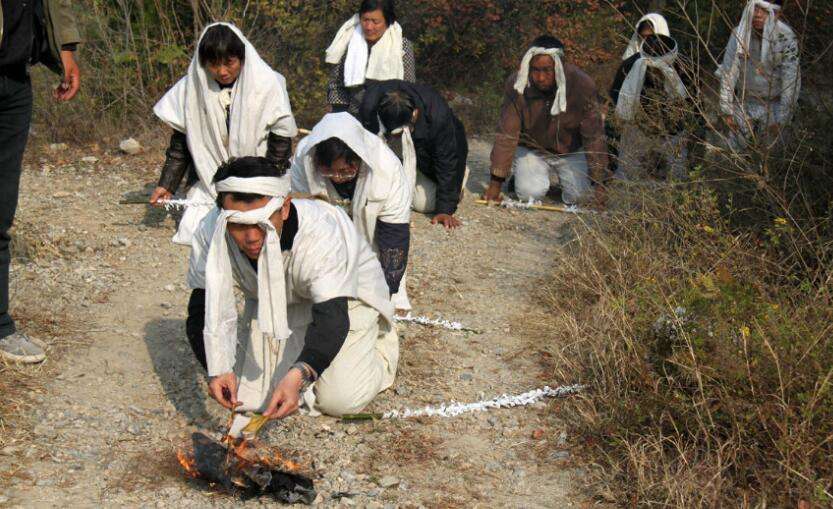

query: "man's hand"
xmin=208 ymin=372 xmax=240 ymax=410
xmin=483 ymin=181 xmax=503 ymax=203
xmin=431 ymin=213 xmax=462 ymax=229
xmin=723 ymin=115 xmax=737 ymax=131
xmin=149 ymin=186 xmax=173 ymax=207
xmin=263 ymin=368 xmax=304 ymax=420
xmin=54 ymin=50 xmax=80 ymax=102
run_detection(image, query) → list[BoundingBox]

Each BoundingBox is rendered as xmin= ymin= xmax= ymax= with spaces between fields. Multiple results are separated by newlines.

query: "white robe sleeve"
xmin=718 ymin=32 xmax=740 ymax=116
xmin=776 ymin=33 xmax=801 ymax=125
xmin=375 ymin=168 xmax=412 ymax=225
xmin=187 ymin=208 xmax=220 ymax=290
xmin=267 ymin=73 xmax=299 ymax=138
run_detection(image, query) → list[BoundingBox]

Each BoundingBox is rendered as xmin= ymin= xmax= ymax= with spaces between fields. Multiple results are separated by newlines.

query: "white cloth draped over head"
xmin=290 ymin=112 xmax=410 ymax=244
xmin=376 ymin=117 xmax=417 ymax=197
xmin=615 ymin=38 xmax=687 ymax=122
xmin=153 ymin=22 xmax=297 ymax=245
xmin=325 ymin=14 xmax=405 ymax=87
xmin=203 ymin=175 xmax=291 ymax=376
xmin=513 ymin=46 xmax=567 ymax=116
xmin=622 ymin=13 xmax=670 ymax=60
xmin=717 ymin=0 xmax=781 ymax=86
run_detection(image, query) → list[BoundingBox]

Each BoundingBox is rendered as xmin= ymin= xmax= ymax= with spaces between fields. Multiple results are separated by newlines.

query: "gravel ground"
xmin=0 ymin=137 xmax=585 ymax=508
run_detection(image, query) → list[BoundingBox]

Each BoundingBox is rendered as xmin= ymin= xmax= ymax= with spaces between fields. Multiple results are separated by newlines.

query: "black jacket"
xmin=359 ymin=80 xmax=468 ymax=215
xmin=609 ymin=53 xmax=695 ymax=136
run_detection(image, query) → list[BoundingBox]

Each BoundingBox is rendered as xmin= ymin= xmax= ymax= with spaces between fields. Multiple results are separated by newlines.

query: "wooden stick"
xmin=475 ymin=199 xmax=582 ymax=213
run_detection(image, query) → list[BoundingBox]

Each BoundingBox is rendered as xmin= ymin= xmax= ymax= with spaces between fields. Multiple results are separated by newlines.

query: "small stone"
xmin=0 ymin=495 xmax=8 ymax=504
xmin=164 ymin=284 xmax=176 ymax=292
xmin=366 ymin=488 xmax=381 ymax=497
xmin=459 ymin=372 xmax=473 ymax=382
xmin=1 ymin=446 xmax=17 ymax=456
xmin=117 ymin=237 xmax=131 ymax=248
xmin=119 ymin=138 xmax=143 ymax=155
xmin=345 ymin=425 xmax=357 ymax=436
xmin=378 ymin=475 xmax=399 ymax=488
xmin=394 ymin=386 xmax=410 ymax=397
xmin=81 ymin=156 xmax=99 ymax=164
xmin=487 ymin=416 xmax=499 ymax=427
xmin=550 ymin=450 xmax=570 ymax=460
xmin=531 ymin=429 xmax=545 ymax=440
xmin=340 ymin=469 xmax=356 ymax=482
xmin=49 ymin=143 xmax=68 ymax=152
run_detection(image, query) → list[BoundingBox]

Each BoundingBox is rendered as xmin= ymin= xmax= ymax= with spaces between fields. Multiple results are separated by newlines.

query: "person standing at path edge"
xmin=0 ymin=0 xmax=81 ymax=363
xmin=484 ymin=35 xmax=608 ymax=206
xmin=187 ymin=157 xmax=398 ymax=428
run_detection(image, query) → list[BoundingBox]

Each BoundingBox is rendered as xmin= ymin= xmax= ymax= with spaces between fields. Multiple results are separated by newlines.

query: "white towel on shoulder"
xmin=326 ymin=14 xmax=404 ymax=87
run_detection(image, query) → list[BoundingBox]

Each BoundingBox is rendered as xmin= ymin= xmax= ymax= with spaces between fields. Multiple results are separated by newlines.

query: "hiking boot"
xmin=0 ymin=332 xmax=47 ymax=364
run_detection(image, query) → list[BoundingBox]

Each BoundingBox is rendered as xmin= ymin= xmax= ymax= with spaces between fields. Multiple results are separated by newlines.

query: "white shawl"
xmin=290 ymin=112 xmax=410 ymax=245
xmin=513 ymin=47 xmax=567 ymax=116
xmin=153 ymin=22 xmax=297 ymax=245
xmin=203 ymin=175 xmax=291 ymax=377
xmin=377 ymin=119 xmax=417 ymax=199
xmin=622 ymin=13 xmax=670 ymax=60
xmin=615 ymin=42 xmax=687 ymax=121
xmin=325 ymin=14 xmax=404 ymax=87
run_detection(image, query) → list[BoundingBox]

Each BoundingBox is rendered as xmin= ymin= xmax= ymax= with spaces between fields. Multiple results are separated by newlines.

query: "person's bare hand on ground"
xmin=431 ymin=213 xmax=462 ymax=229
xmin=208 ymin=372 xmax=241 ymax=410
xmin=263 ymin=368 xmax=304 ymax=419
xmin=54 ymin=50 xmax=80 ymax=102
xmin=483 ymin=181 xmax=503 ymax=203
xmin=149 ymin=186 xmax=173 ymax=207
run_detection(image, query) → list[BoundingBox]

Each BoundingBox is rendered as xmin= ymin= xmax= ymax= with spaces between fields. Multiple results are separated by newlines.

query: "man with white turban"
xmin=621 ymin=13 xmax=670 ymax=60
xmin=717 ymin=0 xmax=800 ymax=149
xmin=186 ymin=157 xmax=398 ymax=424
xmin=485 ymin=35 xmax=608 ymax=206
xmin=290 ymin=112 xmax=413 ymax=313
xmin=610 ymin=34 xmax=693 ymax=180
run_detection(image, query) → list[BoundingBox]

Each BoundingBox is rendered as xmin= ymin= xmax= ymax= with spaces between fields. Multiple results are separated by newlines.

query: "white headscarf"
xmin=290 ymin=112 xmax=409 ymax=244
xmin=622 ymin=13 xmax=671 ymax=60
xmin=615 ymin=37 xmax=687 ymax=121
xmin=513 ymin=46 xmax=568 ymax=116
xmin=153 ymin=22 xmax=297 ymax=245
xmin=203 ymin=175 xmax=291 ymax=376
xmin=326 ymin=14 xmax=405 ymax=87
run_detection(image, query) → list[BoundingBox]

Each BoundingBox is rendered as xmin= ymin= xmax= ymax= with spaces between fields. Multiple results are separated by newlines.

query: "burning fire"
xmin=176 ymin=449 xmax=200 ymax=479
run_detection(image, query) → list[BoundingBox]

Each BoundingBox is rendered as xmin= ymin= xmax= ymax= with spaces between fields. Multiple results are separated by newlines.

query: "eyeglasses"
xmin=318 ymin=163 xmax=359 ymax=179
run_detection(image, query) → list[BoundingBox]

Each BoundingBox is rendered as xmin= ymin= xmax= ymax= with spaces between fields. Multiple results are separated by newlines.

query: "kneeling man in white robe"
xmin=187 ymin=156 xmax=399 ymax=422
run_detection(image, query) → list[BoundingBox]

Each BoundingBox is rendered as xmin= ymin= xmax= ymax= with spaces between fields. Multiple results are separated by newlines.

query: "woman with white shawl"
xmin=150 ymin=22 xmax=298 ymax=246
xmin=609 ymin=34 xmax=692 ymax=180
xmin=326 ymin=0 xmax=416 ymax=117
xmin=290 ymin=112 xmax=414 ymax=313
xmin=622 ymin=13 xmax=671 ymax=60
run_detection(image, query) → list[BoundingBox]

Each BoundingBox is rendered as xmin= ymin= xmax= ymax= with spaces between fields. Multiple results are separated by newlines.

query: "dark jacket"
xmin=609 ymin=53 xmax=695 ymax=136
xmin=359 ymin=80 xmax=468 ymax=215
xmin=490 ymin=64 xmax=608 ymax=184
xmin=1 ymin=0 xmax=81 ymax=74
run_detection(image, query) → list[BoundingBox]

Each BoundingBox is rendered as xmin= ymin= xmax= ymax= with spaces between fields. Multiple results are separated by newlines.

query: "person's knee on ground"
xmin=313 ymin=374 xmax=381 ymax=416
xmin=411 ymin=171 xmax=437 ymax=213
xmin=513 ymin=150 xmax=551 ymax=201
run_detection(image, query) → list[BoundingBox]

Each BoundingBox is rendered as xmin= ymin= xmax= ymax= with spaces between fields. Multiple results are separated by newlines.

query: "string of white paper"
xmin=499 ymin=197 xmax=587 ymax=214
xmin=394 ymin=313 xmax=476 ymax=332
xmin=157 ymin=198 xmax=215 ymax=211
xmin=381 ymin=385 xmax=584 ymax=419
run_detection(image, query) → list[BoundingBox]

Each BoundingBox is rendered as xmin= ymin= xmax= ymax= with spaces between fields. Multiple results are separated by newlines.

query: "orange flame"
xmin=176 ymin=448 xmax=201 ymax=479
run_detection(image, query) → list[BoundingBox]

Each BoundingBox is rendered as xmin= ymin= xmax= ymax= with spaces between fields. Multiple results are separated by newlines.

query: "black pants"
xmin=0 ymin=67 xmax=33 ymax=339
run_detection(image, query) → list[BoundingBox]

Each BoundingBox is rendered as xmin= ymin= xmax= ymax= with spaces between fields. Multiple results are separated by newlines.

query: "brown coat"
xmin=489 ymin=63 xmax=608 ymax=184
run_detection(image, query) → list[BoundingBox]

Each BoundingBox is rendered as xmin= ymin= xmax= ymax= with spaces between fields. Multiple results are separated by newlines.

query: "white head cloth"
xmin=615 ymin=39 xmax=687 ymax=121
xmin=325 ymin=14 xmax=405 ymax=87
xmin=737 ymin=0 xmax=781 ymax=65
xmin=377 ymin=116 xmax=417 ymax=196
xmin=622 ymin=13 xmax=670 ymax=60
xmin=513 ymin=46 xmax=568 ymax=116
xmin=153 ymin=22 xmax=297 ymax=245
xmin=203 ymin=175 xmax=291 ymax=376
xmin=290 ymin=112 xmax=409 ymax=243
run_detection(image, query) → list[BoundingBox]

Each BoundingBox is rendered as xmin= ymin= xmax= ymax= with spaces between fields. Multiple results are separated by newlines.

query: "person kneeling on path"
xmin=291 ymin=112 xmax=413 ymax=313
xmin=609 ymin=34 xmax=694 ymax=180
xmin=484 ymin=35 xmax=608 ymax=206
xmin=359 ymin=80 xmax=469 ymax=229
xmin=186 ymin=157 xmax=399 ymax=420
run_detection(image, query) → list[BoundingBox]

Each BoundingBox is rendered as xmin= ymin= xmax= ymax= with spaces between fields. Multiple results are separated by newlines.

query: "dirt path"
xmin=0 ymin=138 xmax=583 ymax=507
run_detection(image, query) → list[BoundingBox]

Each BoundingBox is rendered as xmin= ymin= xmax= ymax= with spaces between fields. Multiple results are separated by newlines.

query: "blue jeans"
xmin=0 ymin=68 xmax=33 ymax=338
